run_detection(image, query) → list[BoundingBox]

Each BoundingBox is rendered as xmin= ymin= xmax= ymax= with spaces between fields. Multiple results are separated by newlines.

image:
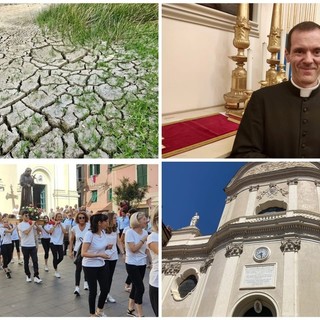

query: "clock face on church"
xmin=253 ymin=247 xmax=270 ymax=262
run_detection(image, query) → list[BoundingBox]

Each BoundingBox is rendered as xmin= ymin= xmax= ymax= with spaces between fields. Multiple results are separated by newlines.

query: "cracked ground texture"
xmin=0 ymin=4 xmax=158 ymax=158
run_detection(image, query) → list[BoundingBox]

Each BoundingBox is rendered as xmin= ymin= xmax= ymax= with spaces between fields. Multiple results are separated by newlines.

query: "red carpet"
xmin=162 ymin=113 xmax=239 ymax=158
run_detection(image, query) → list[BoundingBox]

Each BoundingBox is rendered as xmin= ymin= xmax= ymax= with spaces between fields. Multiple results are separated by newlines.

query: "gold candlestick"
xmin=224 ymin=3 xmax=251 ymax=111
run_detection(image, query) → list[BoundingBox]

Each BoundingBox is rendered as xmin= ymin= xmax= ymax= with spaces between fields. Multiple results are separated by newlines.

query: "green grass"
xmin=36 ymin=3 xmax=158 ymax=52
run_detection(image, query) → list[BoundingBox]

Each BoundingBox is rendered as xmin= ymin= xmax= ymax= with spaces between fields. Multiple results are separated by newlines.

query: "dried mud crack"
xmin=0 ymin=4 xmax=158 ymax=158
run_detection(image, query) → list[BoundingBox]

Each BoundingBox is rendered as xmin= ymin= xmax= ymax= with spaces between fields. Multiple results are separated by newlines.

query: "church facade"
xmin=162 ymin=162 xmax=320 ymax=316
xmin=0 ymin=164 xmax=78 ymax=215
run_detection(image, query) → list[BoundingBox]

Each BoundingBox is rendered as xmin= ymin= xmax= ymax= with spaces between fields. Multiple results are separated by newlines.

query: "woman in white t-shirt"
xmin=147 ymin=208 xmax=159 ymax=316
xmin=0 ymin=218 xmax=15 ymax=279
xmin=39 ymin=215 xmax=52 ymax=271
xmin=104 ymin=211 xmax=125 ymax=303
xmin=69 ymin=211 xmax=90 ymax=296
xmin=81 ymin=213 xmax=110 ymax=317
xmin=125 ymin=212 xmax=149 ymax=317
xmin=49 ymin=212 xmax=67 ymax=278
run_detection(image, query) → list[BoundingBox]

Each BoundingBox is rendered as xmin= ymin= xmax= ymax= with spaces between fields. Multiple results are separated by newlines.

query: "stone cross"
xmin=6 ymin=184 xmax=18 ymax=209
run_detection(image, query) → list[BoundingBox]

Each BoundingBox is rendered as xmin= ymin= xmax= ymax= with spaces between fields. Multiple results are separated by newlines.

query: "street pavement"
xmin=1 ymin=245 xmax=156 ymax=317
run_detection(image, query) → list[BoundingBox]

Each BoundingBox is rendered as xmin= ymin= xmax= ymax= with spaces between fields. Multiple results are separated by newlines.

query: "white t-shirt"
xmin=18 ymin=221 xmax=37 ymax=247
xmin=105 ymin=230 xmax=119 ymax=261
xmin=147 ymin=231 xmax=159 ymax=288
xmin=11 ymin=226 xmax=19 ymax=241
xmin=40 ymin=224 xmax=51 ymax=239
xmin=82 ymin=230 xmax=108 ymax=267
xmin=0 ymin=227 xmax=12 ymax=244
xmin=50 ymin=222 xmax=66 ymax=245
xmin=125 ymin=229 xmax=148 ymax=266
xmin=71 ymin=223 xmax=90 ymax=252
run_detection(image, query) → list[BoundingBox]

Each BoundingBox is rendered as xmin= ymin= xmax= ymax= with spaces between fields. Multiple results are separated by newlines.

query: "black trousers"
xmin=83 ymin=264 xmax=109 ymax=315
xmin=21 ymin=246 xmax=39 ymax=277
xmin=74 ymin=251 xmax=87 ymax=286
xmin=105 ymin=259 xmax=117 ymax=295
xmin=2 ymin=243 xmax=13 ymax=268
xmin=41 ymin=238 xmax=50 ymax=260
xmin=149 ymin=284 xmax=159 ymax=316
xmin=50 ymin=243 xmax=64 ymax=269
xmin=126 ymin=264 xmax=146 ymax=305
xmin=11 ymin=239 xmax=20 ymax=253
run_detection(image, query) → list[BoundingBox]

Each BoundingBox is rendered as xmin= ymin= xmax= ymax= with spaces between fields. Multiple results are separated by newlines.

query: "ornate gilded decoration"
xmin=225 ymin=242 xmax=243 ymax=257
xmin=280 ymin=238 xmax=301 ymax=252
xmin=224 ymin=4 xmax=251 ymax=113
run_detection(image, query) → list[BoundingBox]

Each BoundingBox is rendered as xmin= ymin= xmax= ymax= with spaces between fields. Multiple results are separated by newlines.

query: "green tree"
xmin=113 ymin=177 xmax=149 ymax=208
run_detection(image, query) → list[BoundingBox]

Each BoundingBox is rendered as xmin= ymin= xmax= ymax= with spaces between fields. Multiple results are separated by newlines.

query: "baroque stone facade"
xmin=162 ymin=162 xmax=320 ymax=317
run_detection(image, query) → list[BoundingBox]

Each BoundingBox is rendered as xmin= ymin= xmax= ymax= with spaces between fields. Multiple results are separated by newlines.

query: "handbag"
xmin=73 ymin=242 xmax=83 ymax=265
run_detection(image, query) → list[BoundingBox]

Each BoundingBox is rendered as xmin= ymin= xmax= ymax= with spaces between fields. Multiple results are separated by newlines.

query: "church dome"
xmin=225 ymin=162 xmax=320 ymax=196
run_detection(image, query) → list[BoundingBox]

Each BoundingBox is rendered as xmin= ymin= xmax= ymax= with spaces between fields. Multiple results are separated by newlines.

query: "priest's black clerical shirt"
xmin=230 ymin=80 xmax=320 ymax=158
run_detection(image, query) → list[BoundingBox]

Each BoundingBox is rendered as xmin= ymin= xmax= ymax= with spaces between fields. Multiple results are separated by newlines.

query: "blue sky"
xmin=162 ymin=162 xmax=246 ymax=236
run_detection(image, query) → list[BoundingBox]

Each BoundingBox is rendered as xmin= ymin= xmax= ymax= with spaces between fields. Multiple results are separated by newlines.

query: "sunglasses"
xmin=78 ymin=216 xmax=86 ymax=220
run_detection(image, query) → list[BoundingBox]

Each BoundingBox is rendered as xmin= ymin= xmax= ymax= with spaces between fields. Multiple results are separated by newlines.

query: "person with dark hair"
xmin=104 ymin=211 xmax=125 ymax=304
xmin=18 ymin=211 xmax=42 ymax=283
xmin=69 ymin=211 xmax=90 ymax=295
xmin=147 ymin=207 xmax=159 ymax=316
xmin=81 ymin=213 xmax=110 ymax=317
xmin=125 ymin=212 xmax=149 ymax=317
xmin=231 ymin=21 xmax=320 ymax=158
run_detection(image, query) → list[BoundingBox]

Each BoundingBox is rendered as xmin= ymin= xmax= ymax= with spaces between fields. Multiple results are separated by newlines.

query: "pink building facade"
xmin=77 ymin=164 xmax=158 ymax=215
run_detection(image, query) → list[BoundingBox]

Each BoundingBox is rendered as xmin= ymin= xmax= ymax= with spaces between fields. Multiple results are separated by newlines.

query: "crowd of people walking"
xmin=0 ymin=205 xmax=159 ymax=317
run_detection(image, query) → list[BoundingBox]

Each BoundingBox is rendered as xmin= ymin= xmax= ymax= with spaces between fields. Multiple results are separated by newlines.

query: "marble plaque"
xmin=240 ymin=263 xmax=277 ymax=289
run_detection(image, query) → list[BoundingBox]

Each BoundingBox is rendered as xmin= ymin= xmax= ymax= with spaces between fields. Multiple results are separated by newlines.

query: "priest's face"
xmin=285 ymin=29 xmax=320 ymax=88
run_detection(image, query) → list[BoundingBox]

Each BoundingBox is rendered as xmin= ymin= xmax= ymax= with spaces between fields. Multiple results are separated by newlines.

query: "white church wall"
xmin=0 ymin=165 xmax=19 ymax=214
xmin=297 ymin=180 xmax=319 ymax=212
xmin=162 ymin=4 xmax=274 ymax=115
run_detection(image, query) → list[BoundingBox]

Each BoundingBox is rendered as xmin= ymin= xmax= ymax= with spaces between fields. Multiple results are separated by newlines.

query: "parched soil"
xmin=0 ymin=4 xmax=157 ymax=158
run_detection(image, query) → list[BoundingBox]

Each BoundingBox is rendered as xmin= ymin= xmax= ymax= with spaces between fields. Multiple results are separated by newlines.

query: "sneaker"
xmin=74 ymin=286 xmax=80 ymax=296
xmin=127 ymin=309 xmax=136 ymax=317
xmin=84 ymin=281 xmax=89 ymax=290
xmin=18 ymin=260 xmax=23 ymax=265
xmin=107 ymin=294 xmax=116 ymax=303
xmin=44 ymin=266 xmax=49 ymax=272
xmin=26 ymin=276 xmax=32 ymax=282
xmin=10 ymin=260 xmax=14 ymax=264
xmin=34 ymin=276 xmax=42 ymax=284
xmin=54 ymin=271 xmax=61 ymax=278
xmin=95 ymin=309 xmax=107 ymax=317
xmin=6 ymin=272 xmax=11 ymax=279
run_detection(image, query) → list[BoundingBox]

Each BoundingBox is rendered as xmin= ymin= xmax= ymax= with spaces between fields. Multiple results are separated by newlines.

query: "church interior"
xmin=162 ymin=3 xmax=320 ymax=158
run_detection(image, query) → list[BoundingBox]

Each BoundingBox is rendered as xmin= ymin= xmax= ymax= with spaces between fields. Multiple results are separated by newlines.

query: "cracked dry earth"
xmin=0 ymin=4 xmax=157 ymax=158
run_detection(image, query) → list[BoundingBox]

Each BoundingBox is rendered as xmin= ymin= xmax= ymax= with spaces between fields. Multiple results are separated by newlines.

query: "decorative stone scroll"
xmin=225 ymin=242 xmax=243 ymax=257
xmin=200 ymin=251 xmax=215 ymax=273
xmin=249 ymin=185 xmax=259 ymax=192
xmin=280 ymin=237 xmax=301 ymax=252
xmin=256 ymin=183 xmax=288 ymax=200
xmin=162 ymin=262 xmax=182 ymax=275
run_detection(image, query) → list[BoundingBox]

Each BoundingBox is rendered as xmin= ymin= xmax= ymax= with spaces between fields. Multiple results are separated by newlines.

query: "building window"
xmin=178 ymin=275 xmax=198 ymax=299
xmin=107 ymin=188 xmax=112 ymax=202
xmin=171 ymin=268 xmax=199 ymax=301
xmin=89 ymin=164 xmax=100 ymax=177
xmin=137 ymin=165 xmax=147 ymax=187
xmin=91 ymin=190 xmax=98 ymax=203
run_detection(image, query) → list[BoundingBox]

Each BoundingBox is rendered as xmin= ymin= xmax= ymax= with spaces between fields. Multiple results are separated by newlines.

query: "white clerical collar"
xmin=290 ymin=78 xmax=320 ymax=97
